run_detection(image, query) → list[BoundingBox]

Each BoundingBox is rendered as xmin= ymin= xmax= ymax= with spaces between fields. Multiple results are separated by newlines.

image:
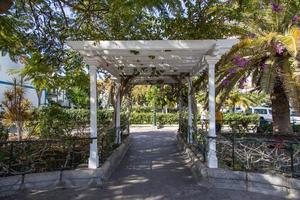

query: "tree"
xmin=131 ymin=85 xmax=151 ymax=107
xmin=67 ymin=87 xmax=89 ymax=108
xmin=2 ymin=79 xmax=31 ymax=140
xmin=216 ymin=1 xmax=300 ymax=133
xmin=0 ymin=0 xmax=13 ymax=13
xmin=224 ymin=90 xmax=256 ymax=112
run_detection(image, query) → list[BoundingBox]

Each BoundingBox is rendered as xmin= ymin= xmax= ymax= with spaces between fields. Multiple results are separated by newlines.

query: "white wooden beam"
xmin=68 ymin=40 xmax=217 ymax=51
xmin=67 ymin=39 xmax=239 ymax=85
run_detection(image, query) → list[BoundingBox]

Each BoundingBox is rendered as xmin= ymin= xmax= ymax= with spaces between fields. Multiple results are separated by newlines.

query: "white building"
xmin=0 ymin=54 xmax=46 ymax=107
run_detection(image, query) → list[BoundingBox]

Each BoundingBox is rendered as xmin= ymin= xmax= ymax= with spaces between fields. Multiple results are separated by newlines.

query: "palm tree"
xmin=2 ymin=79 xmax=31 ymax=140
xmin=224 ymin=91 xmax=256 ymax=112
xmin=216 ymin=1 xmax=300 ymax=133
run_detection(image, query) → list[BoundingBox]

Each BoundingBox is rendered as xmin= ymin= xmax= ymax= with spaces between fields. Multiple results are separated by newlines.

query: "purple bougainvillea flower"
xmin=228 ymin=68 xmax=237 ymax=74
xmin=233 ymin=55 xmax=250 ymax=68
xmin=221 ymin=79 xmax=230 ymax=86
xmin=292 ymin=15 xmax=299 ymax=24
xmin=238 ymin=77 xmax=247 ymax=89
xmin=271 ymin=2 xmax=282 ymax=12
xmin=260 ymin=63 xmax=267 ymax=69
xmin=274 ymin=42 xmax=285 ymax=55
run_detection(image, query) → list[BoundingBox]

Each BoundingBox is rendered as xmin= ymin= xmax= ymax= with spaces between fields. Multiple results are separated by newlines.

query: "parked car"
xmin=247 ymin=106 xmax=273 ymax=122
xmin=290 ymin=109 xmax=300 ymax=125
xmin=247 ymin=106 xmax=300 ymax=125
xmin=0 ymin=105 xmax=4 ymax=113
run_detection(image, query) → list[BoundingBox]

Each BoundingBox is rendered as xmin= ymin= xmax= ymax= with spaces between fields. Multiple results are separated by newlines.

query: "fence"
xmin=198 ymin=119 xmax=300 ymax=135
xmin=215 ymin=135 xmax=300 ymax=178
xmin=0 ymin=127 xmax=126 ymax=177
xmin=0 ymin=137 xmax=91 ymax=177
xmin=187 ymin=120 xmax=300 ymax=178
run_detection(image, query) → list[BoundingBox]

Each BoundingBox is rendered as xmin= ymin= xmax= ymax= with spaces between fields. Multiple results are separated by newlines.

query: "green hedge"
xmin=130 ymin=112 xmax=179 ymax=125
xmin=27 ymin=106 xmax=127 ymax=138
xmin=223 ymin=113 xmax=259 ymax=124
xmin=222 ymin=113 xmax=260 ymax=133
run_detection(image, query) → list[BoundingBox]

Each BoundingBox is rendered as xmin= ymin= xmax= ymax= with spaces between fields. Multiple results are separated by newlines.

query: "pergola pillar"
xmin=178 ymin=82 xmax=183 ymax=133
xmin=115 ymin=83 xmax=121 ymax=144
xmin=88 ymin=65 xmax=99 ymax=169
xmin=187 ymin=76 xmax=193 ymax=144
xmin=207 ymin=58 xmax=218 ymax=168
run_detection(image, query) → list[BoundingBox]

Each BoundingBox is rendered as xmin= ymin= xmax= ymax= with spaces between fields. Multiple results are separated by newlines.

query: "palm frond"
xmin=281 ymin=58 xmax=300 ymax=114
xmin=260 ymin=63 xmax=276 ymax=94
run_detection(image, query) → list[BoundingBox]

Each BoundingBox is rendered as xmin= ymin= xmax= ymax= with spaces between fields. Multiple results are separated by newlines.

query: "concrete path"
xmin=7 ymin=127 xmax=286 ymax=200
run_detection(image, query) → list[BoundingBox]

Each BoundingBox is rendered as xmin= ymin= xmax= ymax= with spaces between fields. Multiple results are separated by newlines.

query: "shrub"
xmin=131 ymin=106 xmax=153 ymax=113
xmin=0 ymin=122 xmax=9 ymax=141
xmin=27 ymin=106 xmax=125 ymax=138
xmin=130 ymin=112 xmax=179 ymax=125
xmin=157 ymin=113 xmax=179 ymax=125
xmin=292 ymin=124 xmax=300 ymax=133
xmin=223 ymin=113 xmax=259 ymax=133
xmin=130 ymin=112 xmax=152 ymax=124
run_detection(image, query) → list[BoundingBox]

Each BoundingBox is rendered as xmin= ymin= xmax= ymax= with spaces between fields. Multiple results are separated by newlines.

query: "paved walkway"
xmin=7 ymin=127 xmax=286 ymax=200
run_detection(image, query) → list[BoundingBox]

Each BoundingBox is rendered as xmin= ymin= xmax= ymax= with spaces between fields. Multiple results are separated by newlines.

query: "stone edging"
xmin=0 ymin=136 xmax=131 ymax=197
xmin=177 ymin=134 xmax=300 ymax=199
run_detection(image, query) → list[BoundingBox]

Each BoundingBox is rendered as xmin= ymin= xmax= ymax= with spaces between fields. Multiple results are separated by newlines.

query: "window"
xmin=291 ymin=111 xmax=300 ymax=117
xmin=246 ymin=108 xmax=252 ymax=114
xmin=254 ymin=109 xmax=267 ymax=114
xmin=268 ymin=109 xmax=272 ymax=114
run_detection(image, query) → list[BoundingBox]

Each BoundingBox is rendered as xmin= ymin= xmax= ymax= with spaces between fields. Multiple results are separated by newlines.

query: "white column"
xmin=207 ymin=59 xmax=218 ymax=168
xmin=187 ymin=76 xmax=193 ymax=144
xmin=88 ymin=65 xmax=99 ymax=169
xmin=115 ymin=83 xmax=121 ymax=144
xmin=178 ymin=84 xmax=183 ymax=132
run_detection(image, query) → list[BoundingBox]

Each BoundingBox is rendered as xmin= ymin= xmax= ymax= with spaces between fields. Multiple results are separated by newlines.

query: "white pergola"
xmin=67 ymin=39 xmax=238 ymax=169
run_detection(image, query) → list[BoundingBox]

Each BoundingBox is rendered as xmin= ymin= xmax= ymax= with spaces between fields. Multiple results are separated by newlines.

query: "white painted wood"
xmin=115 ymin=83 xmax=121 ymax=144
xmin=88 ymin=65 xmax=99 ymax=169
xmin=89 ymin=50 xmax=208 ymax=57
xmin=67 ymin=40 xmax=238 ymax=84
xmin=207 ymin=58 xmax=218 ymax=169
xmin=68 ymin=40 xmax=217 ymax=50
xmin=187 ymin=76 xmax=193 ymax=144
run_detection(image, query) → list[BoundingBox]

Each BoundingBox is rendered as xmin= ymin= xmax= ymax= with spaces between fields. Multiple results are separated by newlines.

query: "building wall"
xmin=0 ymin=54 xmax=45 ymax=107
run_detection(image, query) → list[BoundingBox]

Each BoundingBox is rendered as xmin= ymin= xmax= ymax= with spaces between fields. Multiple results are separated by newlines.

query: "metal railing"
xmin=186 ymin=120 xmax=300 ymax=178
xmin=0 ymin=137 xmax=91 ymax=177
xmin=0 ymin=127 xmax=126 ymax=177
xmin=215 ymin=135 xmax=300 ymax=177
xmin=198 ymin=119 xmax=300 ymax=135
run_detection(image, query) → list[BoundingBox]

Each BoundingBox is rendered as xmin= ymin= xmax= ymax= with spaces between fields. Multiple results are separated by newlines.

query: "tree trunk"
xmin=177 ymin=83 xmax=184 ymax=133
xmin=36 ymin=90 xmax=42 ymax=107
xmin=0 ymin=0 xmax=13 ymax=13
xmin=16 ymin=122 xmax=22 ymax=141
xmin=124 ymin=89 xmax=132 ymax=135
xmin=191 ymin=87 xmax=198 ymax=134
xmin=271 ymin=78 xmax=292 ymax=134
